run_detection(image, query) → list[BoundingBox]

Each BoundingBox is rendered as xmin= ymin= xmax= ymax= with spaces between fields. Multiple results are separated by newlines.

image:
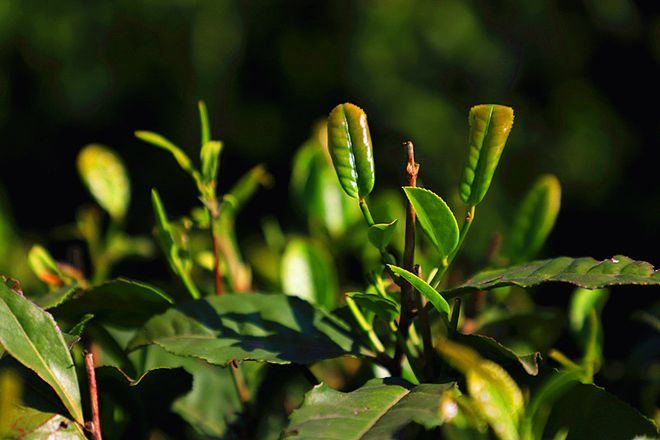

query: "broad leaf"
xmin=128 ymin=293 xmax=367 ymax=365
xmin=77 ymin=144 xmax=130 ymax=221
xmin=327 ymin=103 xmax=375 ymax=199
xmin=459 ymin=104 xmax=514 ymax=206
xmin=1 ymin=406 xmax=86 ymax=439
xmin=282 ymin=238 xmax=338 ymax=310
xmin=0 ymin=283 xmax=83 ymax=423
xmin=367 ymin=220 xmax=398 ymax=251
xmin=135 ymin=130 xmax=199 ymax=180
xmin=388 ymin=265 xmax=450 ymax=318
xmin=501 ymin=174 xmax=561 ymax=263
xmin=346 ymin=292 xmax=400 ymax=323
xmin=403 ymin=187 xmax=459 ymax=258
xmin=447 ymin=256 xmax=660 ymax=294
xmin=284 ymin=378 xmax=453 ymax=439
xmin=51 ymin=278 xmax=173 ymax=328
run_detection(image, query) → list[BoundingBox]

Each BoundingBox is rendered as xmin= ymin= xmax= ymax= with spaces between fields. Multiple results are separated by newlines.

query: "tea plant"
xmin=0 ymin=101 xmax=658 ymax=439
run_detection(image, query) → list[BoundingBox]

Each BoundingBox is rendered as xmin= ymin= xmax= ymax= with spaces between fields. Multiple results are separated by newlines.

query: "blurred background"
xmin=0 ymin=0 xmax=658 ymax=417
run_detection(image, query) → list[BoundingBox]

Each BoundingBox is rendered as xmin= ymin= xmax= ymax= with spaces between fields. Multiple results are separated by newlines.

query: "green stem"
xmin=449 ymin=298 xmax=461 ymax=339
xmin=346 ymin=296 xmax=386 ymax=353
xmin=431 ymin=206 xmax=475 ymax=289
xmin=359 ymin=197 xmax=375 ymax=226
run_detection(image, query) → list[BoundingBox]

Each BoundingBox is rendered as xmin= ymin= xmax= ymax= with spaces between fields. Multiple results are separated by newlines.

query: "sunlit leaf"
xmin=367 ymin=220 xmax=398 ymax=250
xmin=346 ymin=292 xmax=400 ymax=323
xmin=27 ymin=245 xmax=73 ymax=289
xmin=136 ymin=130 xmax=200 ymax=180
xmin=387 ymin=265 xmax=450 ymax=318
xmin=200 ymin=141 xmax=222 ymax=185
xmin=403 ymin=187 xmax=459 ymax=258
xmin=2 ymin=406 xmax=85 ymax=439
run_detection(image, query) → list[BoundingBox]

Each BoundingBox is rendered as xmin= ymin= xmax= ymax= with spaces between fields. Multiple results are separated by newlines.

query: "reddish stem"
xmin=84 ymin=351 xmax=102 ymax=440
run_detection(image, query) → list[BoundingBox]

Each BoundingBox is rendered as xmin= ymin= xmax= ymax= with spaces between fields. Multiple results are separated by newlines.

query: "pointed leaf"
xmin=367 ymin=220 xmax=398 ymax=250
xmin=327 ymin=103 xmax=375 ymax=199
xmin=198 ymin=100 xmax=211 ymax=148
xmin=388 ymin=265 xmax=450 ymax=318
xmin=284 ymin=378 xmax=453 ymax=439
xmin=128 ymin=293 xmax=367 ymax=366
xmin=459 ymin=104 xmax=514 ymax=206
xmin=0 ymin=283 xmax=83 ymax=423
xmin=136 ymin=131 xmax=199 ymax=179
xmin=346 ymin=292 xmax=400 ymax=323
xmin=502 ymin=174 xmax=561 ymax=263
xmin=2 ymin=406 xmax=86 ymax=439
xmin=200 ymin=141 xmax=222 ymax=185
xmin=77 ymin=144 xmax=130 ymax=221
xmin=403 ymin=187 xmax=459 ymax=258
xmin=446 ymin=256 xmax=660 ymax=294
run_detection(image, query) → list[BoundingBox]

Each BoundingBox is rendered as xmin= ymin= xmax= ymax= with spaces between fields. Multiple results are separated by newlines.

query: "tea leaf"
xmin=327 ymin=103 xmax=375 ymax=199
xmin=403 ymin=187 xmax=459 ymax=258
xmin=198 ymin=100 xmax=211 ymax=147
xmin=346 ymin=292 xmax=400 ymax=322
xmin=200 ymin=141 xmax=223 ymax=185
xmin=136 ymin=130 xmax=200 ymax=180
xmin=388 ymin=265 xmax=450 ymax=318
xmin=502 ymin=175 xmax=561 ymax=263
xmin=284 ymin=378 xmax=452 ymax=439
xmin=1 ymin=406 xmax=85 ymax=439
xmin=570 ymin=288 xmax=608 ymax=376
xmin=0 ymin=282 xmax=84 ymax=423
xmin=447 ymin=256 xmax=660 ymax=294
xmin=367 ymin=220 xmax=398 ymax=250
xmin=459 ymin=105 xmax=514 ymax=206
xmin=77 ymin=144 xmax=130 ymax=221
xmin=28 ymin=245 xmax=72 ymax=288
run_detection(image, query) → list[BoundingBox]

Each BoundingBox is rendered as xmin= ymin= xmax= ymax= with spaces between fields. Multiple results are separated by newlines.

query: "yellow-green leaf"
xmin=403 ymin=187 xmax=459 ymax=258
xmin=387 ymin=264 xmax=450 ymax=318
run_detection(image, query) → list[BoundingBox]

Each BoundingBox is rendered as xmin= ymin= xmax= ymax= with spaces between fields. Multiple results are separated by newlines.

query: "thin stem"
xmin=346 ymin=296 xmax=386 ymax=353
xmin=359 ymin=197 xmax=375 ymax=226
xmin=230 ymin=362 xmax=250 ymax=404
xmin=431 ymin=206 xmax=475 ymax=289
xmin=84 ymin=351 xmax=102 ymax=440
xmin=449 ymin=298 xmax=462 ymax=339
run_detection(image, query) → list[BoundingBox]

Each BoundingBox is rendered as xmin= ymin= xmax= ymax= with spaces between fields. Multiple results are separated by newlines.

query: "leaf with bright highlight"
xmin=200 ymin=141 xmax=222 ymax=185
xmin=367 ymin=220 xmax=398 ymax=250
xmin=387 ymin=265 xmax=450 ymax=318
xmin=136 ymin=131 xmax=199 ymax=180
xmin=403 ymin=187 xmax=459 ymax=258
xmin=346 ymin=292 xmax=400 ymax=322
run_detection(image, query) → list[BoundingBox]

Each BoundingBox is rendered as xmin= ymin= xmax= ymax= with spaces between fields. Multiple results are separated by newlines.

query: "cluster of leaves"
xmin=0 ymin=101 xmax=658 ymax=439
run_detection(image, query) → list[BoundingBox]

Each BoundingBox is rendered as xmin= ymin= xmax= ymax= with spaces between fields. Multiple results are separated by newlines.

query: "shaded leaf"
xmin=77 ymin=144 xmax=130 ymax=221
xmin=284 ymin=378 xmax=452 ymax=439
xmin=403 ymin=187 xmax=459 ymax=258
xmin=128 ymin=293 xmax=368 ymax=366
xmin=327 ymin=103 xmax=375 ymax=199
xmin=198 ymin=100 xmax=211 ymax=148
xmin=455 ymin=333 xmax=540 ymax=376
xmin=570 ymin=288 xmax=608 ymax=377
xmin=367 ymin=220 xmax=398 ymax=250
xmin=447 ymin=256 xmax=660 ymax=294
xmin=459 ymin=105 xmax=514 ymax=206
xmin=0 ymin=282 xmax=83 ymax=423
xmin=388 ymin=265 xmax=450 ymax=318
xmin=346 ymin=292 xmax=400 ymax=323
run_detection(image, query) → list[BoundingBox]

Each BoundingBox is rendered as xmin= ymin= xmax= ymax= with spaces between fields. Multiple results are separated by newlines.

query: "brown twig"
xmin=84 ymin=351 xmax=102 ymax=440
xmin=229 ymin=361 xmax=250 ymax=404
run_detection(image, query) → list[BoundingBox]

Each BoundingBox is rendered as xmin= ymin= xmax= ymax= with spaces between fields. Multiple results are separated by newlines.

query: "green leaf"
xmin=455 ymin=333 xmax=540 ymax=376
xmin=2 ymin=406 xmax=86 ymax=439
xmin=327 ymin=103 xmax=375 ymax=199
xmin=387 ymin=265 xmax=450 ymax=318
xmin=200 ymin=141 xmax=222 ymax=185
xmin=128 ymin=293 xmax=367 ymax=366
xmin=282 ymin=238 xmax=338 ymax=310
xmin=51 ymin=278 xmax=173 ymax=328
xmin=27 ymin=246 xmax=73 ymax=289
xmin=447 ymin=256 xmax=660 ymax=294
xmin=284 ymin=378 xmax=453 ymax=439
xmin=438 ymin=339 xmax=523 ymax=440
xmin=198 ymin=100 xmax=211 ymax=147
xmin=77 ymin=144 xmax=130 ymax=221
xmin=403 ymin=187 xmax=459 ymax=258
xmin=135 ymin=130 xmax=199 ymax=180
xmin=459 ymin=104 xmax=515 ymax=206
xmin=367 ymin=220 xmax=398 ymax=250
xmin=502 ymin=174 xmax=561 ymax=263
xmin=221 ymin=164 xmax=271 ymax=217
xmin=0 ymin=282 xmax=83 ymax=423
xmin=346 ymin=292 xmax=400 ymax=323
xmin=570 ymin=288 xmax=608 ymax=376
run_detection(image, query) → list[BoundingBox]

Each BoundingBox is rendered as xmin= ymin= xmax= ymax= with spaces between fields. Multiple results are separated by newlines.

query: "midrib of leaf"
xmin=340 ymin=105 xmax=359 ymax=185
xmin=469 ymin=104 xmax=494 ymax=200
xmin=353 ymin=387 xmax=410 ymax=439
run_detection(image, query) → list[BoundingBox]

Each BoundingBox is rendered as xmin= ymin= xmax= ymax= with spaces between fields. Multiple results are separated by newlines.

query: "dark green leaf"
xmin=447 ymin=256 xmax=660 ymax=294
xmin=388 ymin=265 xmax=450 ymax=318
xmin=367 ymin=220 xmax=398 ymax=250
xmin=1 ymin=406 xmax=85 ymax=439
xmin=0 ymin=283 xmax=83 ymax=423
xmin=346 ymin=292 xmax=400 ymax=323
xmin=459 ymin=104 xmax=514 ymax=206
xmin=403 ymin=187 xmax=459 ymax=258
xmin=128 ymin=293 xmax=368 ymax=366
xmin=455 ymin=333 xmax=540 ymax=376
xmin=284 ymin=378 xmax=452 ymax=439
xmin=77 ymin=144 xmax=130 ymax=221
xmin=32 ymin=285 xmax=77 ymax=310
xmin=327 ymin=103 xmax=375 ymax=199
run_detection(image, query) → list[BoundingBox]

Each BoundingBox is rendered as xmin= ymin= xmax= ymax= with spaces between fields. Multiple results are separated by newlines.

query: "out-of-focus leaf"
xmin=27 ymin=246 xmax=73 ymax=289
xmin=136 ymin=130 xmax=200 ymax=180
xmin=501 ymin=175 xmax=561 ymax=263
xmin=327 ymin=103 xmax=375 ymax=199
xmin=388 ymin=265 xmax=450 ymax=318
xmin=455 ymin=333 xmax=540 ymax=376
xmin=459 ymin=104 xmax=514 ymax=206
xmin=447 ymin=256 xmax=660 ymax=294
xmin=128 ymin=293 xmax=368 ymax=366
xmin=438 ymin=339 xmax=523 ymax=440
xmin=32 ymin=285 xmax=77 ymax=310
xmin=52 ymin=278 xmax=173 ymax=328
xmin=403 ymin=187 xmax=459 ymax=258
xmin=570 ymin=288 xmax=608 ymax=377
xmin=0 ymin=368 xmax=22 ymax=434
xmin=77 ymin=144 xmax=130 ymax=221
xmin=367 ymin=220 xmax=398 ymax=250
xmin=2 ymin=406 xmax=85 ymax=439
xmin=0 ymin=282 xmax=83 ymax=423
xmin=198 ymin=100 xmax=211 ymax=148
xmin=221 ymin=164 xmax=272 ymax=218
xmin=346 ymin=292 xmax=400 ymax=323
xmin=284 ymin=378 xmax=452 ymax=439
xmin=282 ymin=238 xmax=338 ymax=310
xmin=200 ymin=141 xmax=222 ymax=185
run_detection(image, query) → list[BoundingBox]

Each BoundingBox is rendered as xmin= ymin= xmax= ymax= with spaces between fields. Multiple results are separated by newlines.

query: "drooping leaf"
xmin=501 ymin=174 xmax=561 ymax=263
xmin=0 ymin=282 xmax=83 ymax=423
xmin=367 ymin=220 xmax=398 ymax=251
xmin=446 ymin=256 xmax=660 ymax=294
xmin=128 ymin=293 xmax=368 ymax=366
xmin=455 ymin=333 xmax=540 ymax=376
xmin=200 ymin=141 xmax=222 ymax=185
xmin=346 ymin=292 xmax=400 ymax=323
xmin=403 ymin=187 xmax=459 ymax=258
xmin=51 ymin=278 xmax=173 ymax=328
xmin=459 ymin=104 xmax=514 ymax=206
xmin=284 ymin=378 xmax=453 ymax=439
xmin=327 ymin=103 xmax=375 ymax=199
xmin=1 ymin=406 xmax=86 ymax=439
xmin=77 ymin=144 xmax=130 ymax=221
xmin=135 ymin=130 xmax=200 ymax=180
xmin=282 ymin=238 xmax=338 ymax=310
xmin=388 ymin=265 xmax=450 ymax=318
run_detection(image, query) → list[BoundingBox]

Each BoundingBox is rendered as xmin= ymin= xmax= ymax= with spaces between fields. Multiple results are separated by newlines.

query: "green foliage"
xmin=388 ymin=264 xmax=450 ymax=318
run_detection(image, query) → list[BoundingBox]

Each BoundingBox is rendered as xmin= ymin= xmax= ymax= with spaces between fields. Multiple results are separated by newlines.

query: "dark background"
xmin=0 ymin=0 xmax=658 ymax=401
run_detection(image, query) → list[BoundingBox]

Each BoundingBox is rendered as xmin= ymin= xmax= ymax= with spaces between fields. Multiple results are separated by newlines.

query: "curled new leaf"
xmin=327 ymin=103 xmax=375 ymax=199
xmin=367 ymin=220 xmax=398 ymax=251
xmin=77 ymin=144 xmax=130 ymax=221
xmin=459 ymin=104 xmax=514 ymax=206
